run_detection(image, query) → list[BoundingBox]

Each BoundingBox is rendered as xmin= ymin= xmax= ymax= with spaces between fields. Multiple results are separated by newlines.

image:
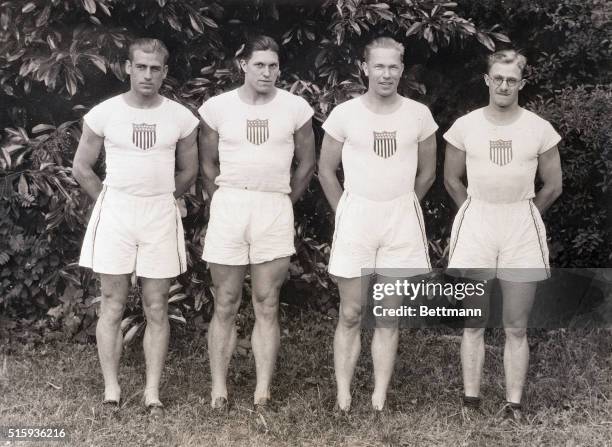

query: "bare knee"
xmin=214 ymin=288 xmax=241 ymax=324
xmin=374 ymin=326 xmax=398 ymax=339
xmin=100 ymin=292 xmax=126 ymax=326
xmin=339 ymin=304 xmax=362 ymax=329
xmin=504 ymin=327 xmax=527 ymax=341
xmin=463 ymin=327 xmax=485 ymax=340
xmin=143 ymin=297 xmax=168 ymax=326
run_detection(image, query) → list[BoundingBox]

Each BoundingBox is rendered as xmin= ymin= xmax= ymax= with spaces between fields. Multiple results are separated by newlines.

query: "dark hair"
xmin=239 ymin=35 xmax=280 ymax=61
xmin=128 ymin=38 xmax=169 ymax=64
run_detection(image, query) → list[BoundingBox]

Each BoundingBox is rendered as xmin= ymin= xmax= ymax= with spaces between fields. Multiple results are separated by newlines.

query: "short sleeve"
xmin=538 ymin=120 xmax=562 ymax=155
xmin=294 ymin=96 xmax=314 ymax=131
xmin=418 ymin=106 xmax=438 ymax=142
xmin=198 ymin=98 xmax=218 ymax=131
xmin=321 ymin=104 xmax=347 ymax=143
xmin=443 ymin=116 xmax=466 ymax=151
xmin=176 ymin=104 xmax=199 ymax=139
xmin=83 ymin=101 xmax=109 ymax=137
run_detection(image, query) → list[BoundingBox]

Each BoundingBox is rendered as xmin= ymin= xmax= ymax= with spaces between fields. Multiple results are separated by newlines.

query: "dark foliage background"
xmin=0 ymin=0 xmax=609 ymax=340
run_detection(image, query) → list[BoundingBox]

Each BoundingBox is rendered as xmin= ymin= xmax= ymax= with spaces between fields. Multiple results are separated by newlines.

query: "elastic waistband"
xmin=467 ymin=196 xmax=533 ymax=208
xmin=217 ymin=186 xmax=288 ymax=199
xmin=342 ymin=190 xmax=417 ymax=206
xmin=102 ymin=185 xmax=175 ymax=203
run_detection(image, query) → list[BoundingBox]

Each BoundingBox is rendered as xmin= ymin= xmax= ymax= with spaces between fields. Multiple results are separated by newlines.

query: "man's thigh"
xmin=203 ymin=188 xmax=250 ymax=266
xmin=209 ymin=263 xmax=248 ymax=303
xmin=251 ymin=256 xmax=291 ymax=302
xmin=140 ymin=277 xmax=173 ymax=306
xmin=500 ymin=279 xmax=537 ymax=328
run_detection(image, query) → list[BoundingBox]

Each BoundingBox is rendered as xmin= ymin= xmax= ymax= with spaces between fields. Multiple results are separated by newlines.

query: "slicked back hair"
xmin=128 ymin=38 xmax=169 ymax=65
xmin=486 ymin=49 xmax=527 ymax=76
xmin=363 ymin=37 xmax=405 ymax=62
xmin=240 ymin=35 xmax=280 ymax=61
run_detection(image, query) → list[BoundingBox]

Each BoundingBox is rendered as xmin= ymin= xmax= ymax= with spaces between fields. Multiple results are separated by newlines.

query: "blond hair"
xmin=363 ymin=37 xmax=404 ymax=62
xmin=486 ymin=49 xmax=527 ymax=76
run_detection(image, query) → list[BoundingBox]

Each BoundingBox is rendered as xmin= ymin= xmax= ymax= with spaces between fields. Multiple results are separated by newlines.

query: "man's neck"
xmin=362 ymin=90 xmax=402 ymax=113
xmin=124 ymin=90 xmax=163 ymax=109
xmin=238 ymin=85 xmax=277 ymax=105
xmin=484 ymin=102 xmax=522 ymax=124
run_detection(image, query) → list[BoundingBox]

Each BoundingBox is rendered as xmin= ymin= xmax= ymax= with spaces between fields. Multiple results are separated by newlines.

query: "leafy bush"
xmin=528 ymin=85 xmax=612 ymax=267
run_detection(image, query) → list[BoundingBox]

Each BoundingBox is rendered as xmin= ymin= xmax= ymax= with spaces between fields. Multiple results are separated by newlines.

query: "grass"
xmin=0 ymin=310 xmax=611 ymax=447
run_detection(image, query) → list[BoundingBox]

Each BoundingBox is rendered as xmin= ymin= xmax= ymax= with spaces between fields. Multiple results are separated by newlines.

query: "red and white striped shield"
xmin=132 ymin=123 xmax=156 ymax=150
xmin=373 ymin=131 xmax=397 ymax=159
xmin=246 ymin=119 xmax=269 ymax=145
xmin=489 ymin=139 xmax=513 ymax=166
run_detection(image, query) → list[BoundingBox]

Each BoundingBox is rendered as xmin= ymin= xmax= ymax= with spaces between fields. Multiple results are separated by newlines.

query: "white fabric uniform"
xmin=322 ymin=96 xmax=438 ymax=278
xmin=198 ymin=88 xmax=314 ymax=265
xmin=444 ymin=107 xmax=561 ymax=282
xmin=79 ymin=94 xmax=199 ymax=278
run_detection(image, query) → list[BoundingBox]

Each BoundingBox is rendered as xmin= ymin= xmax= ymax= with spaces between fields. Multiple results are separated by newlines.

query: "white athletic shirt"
xmin=198 ymin=88 xmax=314 ymax=194
xmin=84 ymin=94 xmax=199 ymax=196
xmin=443 ymin=108 xmax=561 ymax=203
xmin=322 ymin=96 xmax=438 ymax=202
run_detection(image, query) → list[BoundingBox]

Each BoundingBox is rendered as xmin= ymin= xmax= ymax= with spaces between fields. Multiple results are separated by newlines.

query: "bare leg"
xmin=96 ymin=274 xmax=130 ymax=402
xmin=208 ymin=263 xmax=247 ymax=404
xmin=500 ymin=280 xmax=537 ymax=404
xmin=334 ymin=276 xmax=365 ymax=411
xmin=371 ymin=275 xmax=402 ymax=410
xmin=140 ymin=277 xmax=172 ymax=406
xmin=250 ymin=256 xmax=290 ymax=404
xmin=461 ymin=279 xmax=493 ymax=398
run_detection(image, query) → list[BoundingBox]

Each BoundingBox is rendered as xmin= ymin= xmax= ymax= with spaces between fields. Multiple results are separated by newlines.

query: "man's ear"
xmin=162 ymin=65 xmax=168 ymax=79
xmin=483 ymin=74 xmax=490 ymax=87
xmin=239 ymin=59 xmax=247 ymax=73
xmin=518 ymin=78 xmax=527 ymax=90
xmin=125 ymin=59 xmax=132 ymax=75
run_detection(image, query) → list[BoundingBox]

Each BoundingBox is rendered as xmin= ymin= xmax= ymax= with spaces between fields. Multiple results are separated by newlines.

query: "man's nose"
xmin=262 ymin=67 xmax=270 ymax=77
xmin=144 ymin=68 xmax=152 ymax=79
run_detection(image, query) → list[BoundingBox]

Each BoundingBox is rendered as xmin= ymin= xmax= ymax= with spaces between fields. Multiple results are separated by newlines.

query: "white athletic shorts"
xmin=79 ymin=186 xmax=187 ymax=278
xmin=202 ymin=187 xmax=295 ymax=265
xmin=328 ymin=191 xmax=431 ymax=278
xmin=447 ymin=197 xmax=550 ymax=282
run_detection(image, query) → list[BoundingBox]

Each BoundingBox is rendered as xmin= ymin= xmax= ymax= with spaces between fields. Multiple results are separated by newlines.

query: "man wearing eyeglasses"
xmin=444 ymin=49 xmax=562 ymax=423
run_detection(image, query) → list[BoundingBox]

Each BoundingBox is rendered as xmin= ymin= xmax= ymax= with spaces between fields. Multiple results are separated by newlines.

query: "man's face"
xmin=125 ymin=49 xmax=167 ymax=97
xmin=363 ymin=48 xmax=404 ymax=97
xmin=240 ymin=50 xmax=280 ymax=94
xmin=485 ymin=62 xmax=525 ymax=108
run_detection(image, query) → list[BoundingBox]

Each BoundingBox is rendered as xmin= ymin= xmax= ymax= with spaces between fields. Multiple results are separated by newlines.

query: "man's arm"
xmin=289 ymin=119 xmax=316 ymax=204
xmin=533 ymin=146 xmax=562 ymax=213
xmin=72 ymin=123 xmax=104 ymax=200
xmin=414 ymin=133 xmax=437 ymax=201
xmin=198 ymin=120 xmax=220 ymax=200
xmin=443 ymin=143 xmax=468 ymax=208
xmin=318 ymin=132 xmax=344 ymax=211
xmin=174 ymin=127 xmax=198 ymax=198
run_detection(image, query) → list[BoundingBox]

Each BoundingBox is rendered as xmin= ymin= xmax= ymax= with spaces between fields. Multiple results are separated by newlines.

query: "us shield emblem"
xmin=132 ymin=123 xmax=156 ymax=150
xmin=489 ymin=139 xmax=513 ymax=166
xmin=246 ymin=119 xmax=269 ymax=145
xmin=373 ymin=131 xmax=397 ymax=159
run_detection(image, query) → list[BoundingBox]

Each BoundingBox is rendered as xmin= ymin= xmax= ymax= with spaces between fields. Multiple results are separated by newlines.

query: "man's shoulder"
xmin=329 ymin=96 xmax=361 ymax=113
xmin=400 ymin=96 xmax=431 ymax=113
xmin=91 ymin=94 xmax=123 ymax=110
xmin=275 ymin=88 xmax=310 ymax=106
xmin=162 ymin=96 xmax=193 ymax=113
xmin=201 ymin=89 xmax=238 ymax=108
xmin=521 ymin=108 xmax=552 ymax=126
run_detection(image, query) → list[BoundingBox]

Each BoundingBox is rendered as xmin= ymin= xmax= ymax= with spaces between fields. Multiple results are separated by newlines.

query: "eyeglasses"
xmin=489 ymin=75 xmax=522 ymax=88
